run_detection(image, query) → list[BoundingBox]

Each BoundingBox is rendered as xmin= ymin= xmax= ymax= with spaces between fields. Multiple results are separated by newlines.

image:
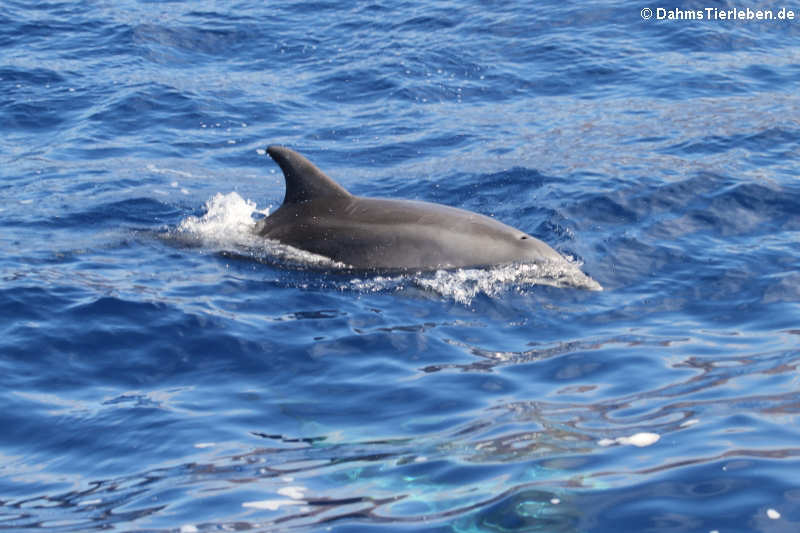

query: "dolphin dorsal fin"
xmin=266 ymin=146 xmax=351 ymax=205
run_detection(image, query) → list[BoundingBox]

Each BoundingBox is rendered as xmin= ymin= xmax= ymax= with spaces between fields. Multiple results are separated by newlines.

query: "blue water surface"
xmin=2 ymin=1 xmax=800 ymax=531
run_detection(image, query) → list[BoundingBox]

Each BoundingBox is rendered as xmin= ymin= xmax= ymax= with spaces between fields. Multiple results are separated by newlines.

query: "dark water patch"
xmin=665 ymin=134 xmax=743 ymax=156
xmin=0 ymin=286 xmax=76 ymax=327
xmin=648 ymin=20 xmax=762 ymax=54
xmin=442 ymin=174 xmax=552 ymax=222
xmin=391 ymin=82 xmax=471 ymax=104
xmin=704 ymin=182 xmax=799 ymax=235
xmin=580 ymin=196 xmax=640 ymax=225
xmin=58 ymin=24 xmax=139 ymax=61
xmin=576 ymin=458 xmax=800 ymax=533
xmin=88 ymin=83 xmax=204 ymax=135
xmin=59 ymin=142 xmax=148 ymax=161
xmin=742 ymin=127 xmax=800 ymax=155
xmin=284 ymin=0 xmax=343 ymax=11
xmin=741 ymin=64 xmax=785 ymax=88
xmin=325 ymin=136 xmax=475 ymax=179
xmin=457 ymin=489 xmax=579 ymax=533
xmin=663 ymin=126 xmax=800 ymax=158
xmin=3 ymin=295 xmax=267 ymax=390
xmin=210 ymin=100 xmax=278 ymax=129
xmin=572 ymin=171 xmax=799 ymax=248
xmin=644 ymin=69 xmax=748 ymax=100
xmin=132 ymin=23 xmax=263 ymax=63
xmin=650 ymin=181 xmax=798 ymax=239
xmin=0 ymin=67 xmax=66 ymax=86
xmin=50 ymin=198 xmax=181 ymax=228
xmin=184 ymin=10 xmax=255 ymax=25
xmin=309 ymin=69 xmax=398 ymax=104
xmin=393 ymin=14 xmax=460 ymax=32
xmin=2 ymin=102 xmax=69 ymax=132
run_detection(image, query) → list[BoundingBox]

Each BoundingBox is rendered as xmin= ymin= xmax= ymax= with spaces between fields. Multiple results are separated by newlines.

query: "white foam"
xmin=277 ymin=486 xmax=306 ymax=500
xmin=175 ymin=193 xmax=342 ymax=268
xmin=242 ymin=499 xmax=303 ymax=511
xmin=418 ymin=261 xmax=599 ymax=302
xmin=618 ymin=432 xmax=660 ymax=447
xmin=598 ymin=432 xmax=660 ymax=448
xmin=178 ymin=192 xmax=262 ymax=246
xmin=176 ymin=192 xmax=266 ymax=255
xmin=344 ymin=260 xmax=600 ymax=305
xmin=241 ymin=485 xmax=308 ymax=512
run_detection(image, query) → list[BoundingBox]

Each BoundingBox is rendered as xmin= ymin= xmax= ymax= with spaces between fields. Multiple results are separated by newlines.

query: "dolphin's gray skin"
xmin=255 ymin=146 xmax=599 ymax=287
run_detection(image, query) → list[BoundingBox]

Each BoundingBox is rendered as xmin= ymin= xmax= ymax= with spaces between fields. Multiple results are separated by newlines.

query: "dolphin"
xmin=255 ymin=146 xmax=600 ymax=289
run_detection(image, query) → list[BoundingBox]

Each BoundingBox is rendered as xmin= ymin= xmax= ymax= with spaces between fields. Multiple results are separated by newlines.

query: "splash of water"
xmin=177 ymin=192 xmax=264 ymax=247
xmin=174 ymin=192 xmax=342 ymax=267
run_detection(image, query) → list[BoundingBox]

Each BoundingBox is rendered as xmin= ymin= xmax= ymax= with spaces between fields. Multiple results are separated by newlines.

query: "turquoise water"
xmin=2 ymin=1 xmax=799 ymax=531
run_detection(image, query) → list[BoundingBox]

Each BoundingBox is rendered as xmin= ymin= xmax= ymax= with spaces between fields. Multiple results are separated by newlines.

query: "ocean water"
xmin=2 ymin=1 xmax=799 ymax=531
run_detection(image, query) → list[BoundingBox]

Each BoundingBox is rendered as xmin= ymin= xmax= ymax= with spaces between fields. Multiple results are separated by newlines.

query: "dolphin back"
xmin=257 ymin=146 xmax=601 ymax=289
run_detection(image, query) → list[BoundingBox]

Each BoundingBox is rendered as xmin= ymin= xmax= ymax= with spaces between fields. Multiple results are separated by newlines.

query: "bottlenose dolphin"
xmin=255 ymin=146 xmax=600 ymax=289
